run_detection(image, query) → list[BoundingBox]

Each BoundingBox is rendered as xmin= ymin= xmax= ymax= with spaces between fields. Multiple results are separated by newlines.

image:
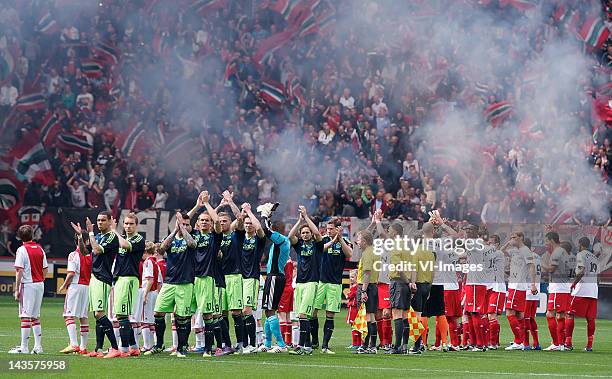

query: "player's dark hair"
xmin=18 ymin=225 xmax=33 ymax=242
xmin=578 ymin=237 xmax=591 ymax=251
xmin=327 ymin=218 xmax=341 ymax=227
xmin=181 ymin=212 xmax=190 ymax=220
xmin=524 ymin=237 xmax=532 ymax=249
xmin=299 ymin=224 xmax=312 ymax=233
xmin=560 ymin=241 xmax=573 ymax=254
xmin=272 ymin=220 xmax=285 ymax=234
xmin=490 ymin=235 xmax=501 ymax=245
xmin=389 ymin=222 xmax=403 ymax=236
xmin=514 ymin=231 xmax=524 ymax=241
xmin=98 ymin=210 xmax=113 ymax=220
xmin=545 ymin=232 xmax=560 ymax=244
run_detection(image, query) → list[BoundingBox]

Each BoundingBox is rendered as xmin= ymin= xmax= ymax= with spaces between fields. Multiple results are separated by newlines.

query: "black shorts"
xmin=357 ymin=284 xmax=379 ymax=314
xmin=390 ymin=280 xmax=411 ymax=310
xmin=262 ymin=274 xmax=286 ymax=311
xmin=422 ymin=284 xmax=445 ymax=317
xmin=411 ymin=282 xmax=432 ymax=313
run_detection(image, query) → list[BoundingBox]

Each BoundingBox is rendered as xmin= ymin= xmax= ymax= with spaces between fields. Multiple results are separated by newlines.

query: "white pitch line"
xmin=189 ymin=358 xmax=612 ymax=378
xmin=416 ymin=352 xmax=610 ymax=367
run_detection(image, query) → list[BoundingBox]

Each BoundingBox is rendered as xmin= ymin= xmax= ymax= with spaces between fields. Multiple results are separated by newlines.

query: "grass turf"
xmin=0 ymin=297 xmax=610 ymax=378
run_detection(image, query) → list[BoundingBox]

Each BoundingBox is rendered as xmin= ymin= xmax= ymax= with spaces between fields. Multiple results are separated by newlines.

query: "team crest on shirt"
xmin=197 ymin=232 xmax=211 ymax=248
xmin=243 ymin=237 xmax=256 ymax=252
xmin=118 ymin=233 xmax=143 ymax=255
xmin=170 ymin=239 xmax=188 ymax=254
xmin=97 ymin=231 xmax=116 ymax=247
xmin=327 ymin=242 xmax=342 ymax=255
xmin=301 ymin=242 xmax=314 ymax=257
xmin=220 ymin=234 xmax=232 ymax=248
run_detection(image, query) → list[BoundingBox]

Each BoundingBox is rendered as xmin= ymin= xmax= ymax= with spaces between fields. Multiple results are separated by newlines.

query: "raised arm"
xmin=159 ymin=223 xmax=178 ymax=253
xmin=84 ymin=218 xmax=104 ymax=255
xmin=243 ymin=203 xmax=265 ymax=238
xmin=71 ymin=223 xmax=90 ymax=256
xmin=338 ymin=226 xmax=352 ymax=258
xmin=288 ymin=214 xmax=302 ymax=245
xmin=201 ymin=191 xmax=221 ymax=233
xmin=301 ymin=206 xmax=322 ymax=242
xmin=223 ymin=190 xmax=242 ymax=220
xmin=176 ymin=212 xmax=196 ymax=249
xmin=323 ymin=233 xmax=338 ymax=251
xmin=187 ymin=191 xmax=206 ymax=220
xmin=110 ymin=217 xmax=131 ymax=251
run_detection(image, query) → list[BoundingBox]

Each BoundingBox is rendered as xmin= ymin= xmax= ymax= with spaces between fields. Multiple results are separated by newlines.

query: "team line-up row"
xmin=8 ymin=191 xmax=600 ymax=357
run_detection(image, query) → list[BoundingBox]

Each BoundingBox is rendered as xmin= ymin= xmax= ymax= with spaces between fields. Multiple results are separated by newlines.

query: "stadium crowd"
xmin=1 ymin=0 xmax=612 ymax=230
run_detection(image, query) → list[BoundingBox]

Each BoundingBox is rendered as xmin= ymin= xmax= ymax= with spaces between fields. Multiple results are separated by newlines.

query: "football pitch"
xmin=0 ymin=297 xmax=610 ymax=379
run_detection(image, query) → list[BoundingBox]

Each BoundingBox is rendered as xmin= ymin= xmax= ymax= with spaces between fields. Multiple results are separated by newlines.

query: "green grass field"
xmin=0 ymin=297 xmax=610 ymax=378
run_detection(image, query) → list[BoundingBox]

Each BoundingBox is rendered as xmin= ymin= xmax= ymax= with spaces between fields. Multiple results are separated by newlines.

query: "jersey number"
xmin=98 ymin=299 xmax=103 ymax=309
xmin=590 ymin=263 xmax=598 ymax=273
xmin=246 ymin=296 xmax=252 ymax=305
xmin=121 ymin=304 xmax=127 ymax=314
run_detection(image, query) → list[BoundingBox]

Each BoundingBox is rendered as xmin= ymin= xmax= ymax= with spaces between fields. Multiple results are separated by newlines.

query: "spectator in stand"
xmin=124 ymin=180 xmax=139 ymax=211
xmin=136 ymin=184 xmax=155 ymax=210
xmin=67 ymin=174 xmax=87 ymax=208
xmin=104 ymin=181 xmax=120 ymax=213
xmin=152 ymin=184 xmax=169 ymax=210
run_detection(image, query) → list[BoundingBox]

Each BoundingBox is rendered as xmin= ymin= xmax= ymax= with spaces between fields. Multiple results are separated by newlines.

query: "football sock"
xmin=204 ymin=319 xmax=214 ymax=353
xmin=95 ymin=319 xmax=104 ymax=351
xmin=546 ymin=316 xmax=558 ymax=345
xmin=221 ymin=316 xmax=232 ymax=347
xmin=531 ymin=318 xmax=539 ymax=346
xmin=556 ymin=317 xmax=565 ymax=347
xmin=65 ymin=317 xmax=77 ymax=347
xmin=99 ymin=315 xmax=118 ymax=350
xmin=369 ymin=321 xmax=378 ymax=348
xmin=322 ymin=317 xmax=334 ymax=349
xmin=20 ymin=319 xmax=30 ymax=351
xmin=232 ymin=314 xmax=244 ymax=347
xmin=564 ymin=317 xmax=574 ymax=347
xmin=299 ymin=318 xmax=311 ymax=347
xmin=119 ymin=318 xmax=132 ymax=351
xmin=268 ymin=315 xmax=285 ymax=347
xmin=154 ymin=315 xmax=166 ymax=349
xmin=437 ymin=315 xmax=449 ymax=345
xmin=80 ymin=322 xmax=89 ymax=350
xmin=310 ymin=317 xmax=319 ymax=346
xmin=586 ymin=319 xmax=595 ymax=349
xmin=213 ymin=318 xmax=223 ymax=349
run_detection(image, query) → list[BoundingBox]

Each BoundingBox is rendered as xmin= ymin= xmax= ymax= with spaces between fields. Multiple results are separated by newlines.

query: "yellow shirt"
xmin=357 ymin=246 xmax=380 ymax=284
xmin=413 ymin=248 xmax=435 ymax=283
xmin=389 ymin=248 xmax=414 ymax=281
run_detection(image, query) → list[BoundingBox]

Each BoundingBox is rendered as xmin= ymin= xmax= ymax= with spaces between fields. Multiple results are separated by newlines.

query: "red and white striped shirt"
xmin=67 ymin=249 xmax=92 ymax=286
xmin=14 ymin=242 xmax=48 ymax=283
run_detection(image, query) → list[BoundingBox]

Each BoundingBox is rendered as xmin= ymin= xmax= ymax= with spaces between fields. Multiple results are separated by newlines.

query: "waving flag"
xmin=15 ymin=92 xmax=46 ymax=111
xmin=93 ymin=41 xmax=120 ymax=64
xmin=578 ymin=16 xmax=610 ymax=49
xmin=259 ymin=80 xmax=285 ymax=106
xmin=499 ymin=0 xmax=538 ymax=11
xmin=0 ymin=171 xmax=24 ymax=211
xmin=39 ymin=112 xmax=62 ymax=148
xmin=80 ymin=58 xmax=104 ymax=78
xmin=3 ymin=132 xmax=54 ymax=185
xmin=56 ymin=132 xmax=94 ymax=154
xmin=185 ymin=0 xmax=229 ymax=16
xmin=37 ymin=11 xmax=60 ymax=35
xmin=115 ymin=121 xmax=146 ymax=156
xmin=484 ymin=101 xmax=513 ymax=127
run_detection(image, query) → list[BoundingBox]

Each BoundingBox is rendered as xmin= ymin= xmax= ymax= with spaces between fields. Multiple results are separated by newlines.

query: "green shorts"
xmin=154 ymin=283 xmax=194 ymax=317
xmin=314 ymin=282 xmax=342 ymax=313
xmin=242 ymin=277 xmax=259 ymax=310
xmin=225 ymin=274 xmax=243 ymax=310
xmin=294 ymin=282 xmax=318 ymax=317
xmin=214 ymin=287 xmax=226 ymax=314
xmin=113 ymin=276 xmax=139 ymax=316
xmin=89 ymin=275 xmax=111 ymax=312
xmin=193 ymin=276 xmax=216 ymax=314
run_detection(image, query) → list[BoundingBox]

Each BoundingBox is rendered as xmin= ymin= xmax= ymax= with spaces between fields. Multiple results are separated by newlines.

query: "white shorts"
xmin=130 ymin=288 xmax=145 ymax=323
xmin=290 ymin=311 xmax=298 ymax=322
xmin=131 ymin=289 xmax=158 ymax=324
xmin=63 ymin=284 xmax=89 ymax=318
xmin=192 ymin=310 xmax=203 ymax=329
xmin=19 ymin=282 xmax=44 ymax=318
xmin=143 ymin=291 xmax=157 ymax=324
